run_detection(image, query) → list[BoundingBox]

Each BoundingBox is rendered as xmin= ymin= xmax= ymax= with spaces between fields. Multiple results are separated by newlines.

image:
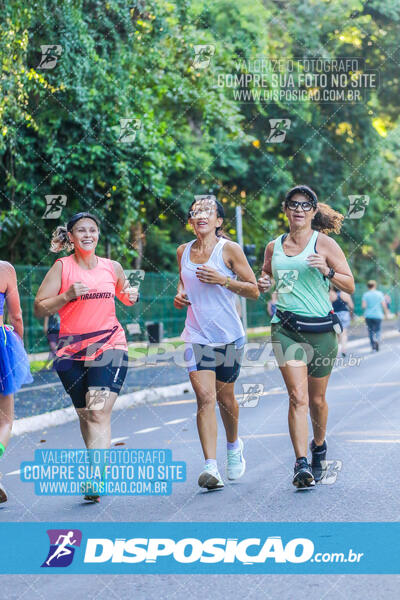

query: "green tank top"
xmin=270 ymin=230 xmax=332 ymax=324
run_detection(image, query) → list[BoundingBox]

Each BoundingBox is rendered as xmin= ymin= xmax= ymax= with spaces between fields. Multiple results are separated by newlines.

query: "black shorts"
xmin=54 ymin=349 xmax=128 ymax=409
xmin=185 ymin=336 xmax=245 ymax=383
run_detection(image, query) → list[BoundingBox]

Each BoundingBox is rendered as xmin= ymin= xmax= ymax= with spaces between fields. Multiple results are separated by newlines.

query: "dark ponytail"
xmin=215 ymin=200 xmax=231 ymax=239
xmin=285 ymin=184 xmax=344 ymax=235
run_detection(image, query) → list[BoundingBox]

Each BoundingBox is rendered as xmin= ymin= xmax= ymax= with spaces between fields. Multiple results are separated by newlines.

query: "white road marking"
xmin=164 ymin=418 xmax=189 ymax=425
xmin=6 ymin=469 xmax=21 ymax=476
xmin=134 ymin=426 xmax=161 ymax=434
xmin=347 ymin=439 xmax=400 ymax=443
xmin=111 ymin=436 xmax=130 ymax=444
xmin=18 ymin=381 xmax=63 ymax=393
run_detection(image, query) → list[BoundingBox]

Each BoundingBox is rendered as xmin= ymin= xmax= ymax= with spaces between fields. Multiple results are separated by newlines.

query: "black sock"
xmin=312 ymin=440 xmax=326 ymax=452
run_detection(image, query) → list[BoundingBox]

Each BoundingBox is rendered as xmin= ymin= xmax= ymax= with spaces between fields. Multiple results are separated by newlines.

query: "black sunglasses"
xmin=285 ymin=199 xmax=314 ymax=212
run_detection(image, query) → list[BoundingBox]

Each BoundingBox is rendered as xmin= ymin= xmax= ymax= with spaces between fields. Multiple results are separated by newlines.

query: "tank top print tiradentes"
xmin=56 ymin=255 xmax=127 ymax=360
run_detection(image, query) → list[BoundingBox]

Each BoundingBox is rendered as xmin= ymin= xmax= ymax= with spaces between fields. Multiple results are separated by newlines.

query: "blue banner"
xmin=0 ymin=522 xmax=398 ymax=574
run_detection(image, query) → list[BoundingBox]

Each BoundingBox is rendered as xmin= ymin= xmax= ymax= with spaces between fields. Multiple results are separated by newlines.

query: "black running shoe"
xmin=375 ymin=341 xmax=379 ymax=351
xmin=293 ymin=457 xmax=315 ymax=488
xmin=310 ymin=439 xmax=327 ymax=482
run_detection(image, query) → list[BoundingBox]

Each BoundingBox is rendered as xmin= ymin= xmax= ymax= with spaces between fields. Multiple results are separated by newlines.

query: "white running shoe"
xmin=198 ymin=464 xmax=224 ymax=490
xmin=226 ymin=438 xmax=246 ymax=480
xmin=0 ymin=482 xmax=7 ymax=503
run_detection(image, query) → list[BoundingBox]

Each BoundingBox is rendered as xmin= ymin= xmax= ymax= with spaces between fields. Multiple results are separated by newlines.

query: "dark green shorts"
xmin=271 ymin=322 xmax=338 ymax=378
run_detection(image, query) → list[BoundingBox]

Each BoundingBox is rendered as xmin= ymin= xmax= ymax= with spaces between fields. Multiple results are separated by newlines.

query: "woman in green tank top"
xmin=258 ymin=185 xmax=354 ymax=488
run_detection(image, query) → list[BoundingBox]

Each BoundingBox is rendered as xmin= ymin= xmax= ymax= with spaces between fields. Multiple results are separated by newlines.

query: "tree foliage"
xmin=1 ymin=0 xmax=399 ymax=286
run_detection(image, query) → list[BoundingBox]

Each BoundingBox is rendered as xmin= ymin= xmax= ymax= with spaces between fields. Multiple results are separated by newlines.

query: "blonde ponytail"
xmin=50 ymin=225 xmax=73 ymax=253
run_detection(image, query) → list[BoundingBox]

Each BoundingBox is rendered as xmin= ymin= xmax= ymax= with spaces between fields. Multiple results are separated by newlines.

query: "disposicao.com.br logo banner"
xmin=0 ymin=522 xmax=399 ymax=574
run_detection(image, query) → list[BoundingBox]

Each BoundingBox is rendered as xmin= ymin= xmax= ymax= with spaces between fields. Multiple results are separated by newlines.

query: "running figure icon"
xmin=45 ymin=531 xmax=77 ymax=566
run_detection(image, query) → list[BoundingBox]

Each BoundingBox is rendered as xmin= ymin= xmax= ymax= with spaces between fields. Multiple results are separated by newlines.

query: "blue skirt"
xmin=0 ymin=326 xmax=33 ymax=395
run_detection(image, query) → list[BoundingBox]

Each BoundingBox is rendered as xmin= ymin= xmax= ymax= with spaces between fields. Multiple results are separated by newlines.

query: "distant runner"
xmin=330 ymin=287 xmax=353 ymax=356
xmin=362 ymin=280 xmax=388 ymax=351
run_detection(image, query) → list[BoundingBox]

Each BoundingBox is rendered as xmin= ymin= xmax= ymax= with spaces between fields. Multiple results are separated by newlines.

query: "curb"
xmin=11 ymin=365 xmax=266 ymax=437
xmin=12 ymin=330 xmax=400 ymax=437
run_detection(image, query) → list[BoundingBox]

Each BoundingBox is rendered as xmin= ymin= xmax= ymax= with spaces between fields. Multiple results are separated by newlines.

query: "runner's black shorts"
xmin=184 ymin=336 xmax=245 ymax=383
xmin=53 ymin=349 xmax=128 ymax=408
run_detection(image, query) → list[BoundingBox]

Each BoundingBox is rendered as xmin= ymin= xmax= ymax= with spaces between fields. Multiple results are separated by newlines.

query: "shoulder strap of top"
xmin=181 ymin=240 xmax=196 ymax=264
xmin=215 ymin=237 xmax=227 ymax=249
xmin=311 ymin=230 xmax=319 ymax=252
xmin=212 ymin=237 xmax=228 ymax=259
xmin=273 ymin=234 xmax=284 ymax=255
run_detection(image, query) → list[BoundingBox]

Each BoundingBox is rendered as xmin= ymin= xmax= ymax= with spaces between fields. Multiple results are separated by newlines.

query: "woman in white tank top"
xmin=174 ymin=195 xmax=259 ymax=490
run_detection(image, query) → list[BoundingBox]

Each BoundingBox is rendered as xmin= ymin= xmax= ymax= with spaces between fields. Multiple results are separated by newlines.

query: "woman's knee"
xmin=309 ymin=392 xmax=327 ymax=410
xmin=216 ymin=387 xmax=236 ymax=408
xmin=288 ymin=387 xmax=308 ymax=410
xmin=197 ymin=392 xmax=216 ymax=413
xmin=78 ymin=408 xmax=109 ymax=426
xmin=0 ymin=417 xmax=12 ymax=434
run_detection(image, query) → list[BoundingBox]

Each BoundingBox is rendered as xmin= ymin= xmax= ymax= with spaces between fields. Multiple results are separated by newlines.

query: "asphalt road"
xmin=1 ymin=329 xmax=400 ymax=598
xmin=14 ymin=319 xmax=396 ymax=419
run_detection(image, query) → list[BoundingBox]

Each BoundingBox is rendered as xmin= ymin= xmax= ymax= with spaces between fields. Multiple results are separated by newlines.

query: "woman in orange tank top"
xmin=35 ymin=212 xmax=139 ymax=501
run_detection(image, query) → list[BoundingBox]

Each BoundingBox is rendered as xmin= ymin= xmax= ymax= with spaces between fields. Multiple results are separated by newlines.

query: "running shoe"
xmin=226 ymin=438 xmax=246 ymax=480
xmin=81 ymin=478 xmax=104 ymax=502
xmin=375 ymin=341 xmax=379 ymax=351
xmin=0 ymin=482 xmax=7 ymax=503
xmin=293 ymin=457 xmax=315 ymax=488
xmin=198 ymin=464 xmax=224 ymax=490
xmin=310 ymin=439 xmax=327 ymax=482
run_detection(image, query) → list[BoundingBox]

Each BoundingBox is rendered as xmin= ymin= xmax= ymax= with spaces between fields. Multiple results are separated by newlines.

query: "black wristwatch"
xmin=326 ymin=267 xmax=335 ymax=280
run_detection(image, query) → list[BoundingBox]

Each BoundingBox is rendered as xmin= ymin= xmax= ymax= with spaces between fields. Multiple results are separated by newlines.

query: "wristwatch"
xmin=326 ymin=267 xmax=335 ymax=280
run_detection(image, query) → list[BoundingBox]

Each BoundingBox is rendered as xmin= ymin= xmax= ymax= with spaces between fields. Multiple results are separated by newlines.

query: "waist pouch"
xmin=276 ymin=309 xmax=343 ymax=334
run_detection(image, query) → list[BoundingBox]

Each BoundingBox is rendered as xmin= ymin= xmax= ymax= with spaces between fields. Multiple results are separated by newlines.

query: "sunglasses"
xmin=285 ymin=199 xmax=314 ymax=212
xmin=189 ymin=206 xmax=216 ymax=218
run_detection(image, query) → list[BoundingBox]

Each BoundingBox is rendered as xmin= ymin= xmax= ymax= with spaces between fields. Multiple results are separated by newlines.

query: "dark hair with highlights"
xmin=284 ymin=185 xmax=344 ymax=235
xmin=187 ymin=196 xmax=231 ymax=239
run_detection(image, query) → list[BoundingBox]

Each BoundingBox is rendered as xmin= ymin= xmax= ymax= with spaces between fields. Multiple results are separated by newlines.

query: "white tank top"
xmin=180 ymin=238 xmax=245 ymax=345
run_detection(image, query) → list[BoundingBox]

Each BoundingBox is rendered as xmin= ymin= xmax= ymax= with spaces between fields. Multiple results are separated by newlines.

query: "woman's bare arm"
xmin=111 ymin=261 xmax=138 ymax=306
xmin=2 ymin=262 xmax=23 ymax=338
xmin=195 ymin=241 xmax=259 ymax=300
xmin=34 ymin=261 xmax=69 ymax=318
xmin=311 ymin=234 xmax=355 ymax=294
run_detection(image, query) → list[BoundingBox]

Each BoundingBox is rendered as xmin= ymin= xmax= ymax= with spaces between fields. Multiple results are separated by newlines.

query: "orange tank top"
xmin=56 ymin=254 xmax=127 ymax=360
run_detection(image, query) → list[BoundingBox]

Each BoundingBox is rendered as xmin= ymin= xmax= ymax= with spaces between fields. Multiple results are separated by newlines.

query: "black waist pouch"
xmin=276 ymin=309 xmax=343 ymax=334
